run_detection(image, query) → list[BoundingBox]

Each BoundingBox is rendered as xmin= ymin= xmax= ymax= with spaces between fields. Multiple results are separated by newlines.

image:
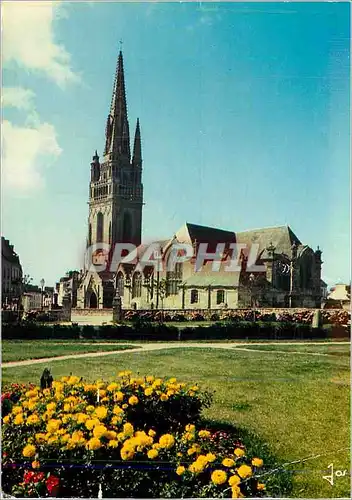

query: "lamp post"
xmin=40 ymin=278 xmax=45 ymax=311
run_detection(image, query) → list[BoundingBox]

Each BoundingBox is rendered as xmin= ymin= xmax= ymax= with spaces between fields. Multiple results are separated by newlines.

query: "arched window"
xmin=96 ymin=212 xmax=104 ymax=243
xmin=117 ymin=272 xmax=124 ymax=298
xmin=216 ymin=289 xmax=225 ymax=305
xmin=132 ymin=272 xmax=142 ymax=298
xmin=88 ymin=223 xmax=92 ymax=246
xmin=123 ymin=211 xmax=132 ymax=242
xmin=109 ymin=221 xmax=112 ymax=244
xmin=166 ymin=262 xmax=183 ymax=296
xmin=190 ymin=289 xmax=198 ymax=304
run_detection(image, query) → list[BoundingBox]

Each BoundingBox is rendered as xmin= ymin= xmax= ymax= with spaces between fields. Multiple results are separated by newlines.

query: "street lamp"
xmin=40 ymin=278 xmax=45 ymax=311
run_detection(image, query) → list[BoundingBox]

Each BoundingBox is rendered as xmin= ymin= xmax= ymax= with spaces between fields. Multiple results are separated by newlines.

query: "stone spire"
xmin=132 ymin=118 xmax=142 ymax=167
xmin=104 ymin=50 xmax=130 ymax=161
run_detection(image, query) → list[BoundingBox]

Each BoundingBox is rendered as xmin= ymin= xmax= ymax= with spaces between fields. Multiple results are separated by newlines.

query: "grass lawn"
xmin=1 ymin=341 xmax=136 ymax=362
xmin=2 ymin=346 xmax=350 ymax=498
xmin=234 ymin=343 xmax=351 ymax=355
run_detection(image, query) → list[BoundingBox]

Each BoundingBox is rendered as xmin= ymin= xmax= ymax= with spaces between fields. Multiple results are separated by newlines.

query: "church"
xmin=76 ymin=51 xmax=323 ymax=311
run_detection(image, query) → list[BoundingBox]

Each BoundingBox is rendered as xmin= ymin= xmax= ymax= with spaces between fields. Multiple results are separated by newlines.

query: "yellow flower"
xmin=198 ymin=430 xmax=211 ymax=439
xmin=12 ymin=406 xmax=23 ymax=415
xmin=189 ymin=460 xmax=205 ymax=474
xmin=85 ymin=418 xmax=100 ymax=430
xmin=211 ymin=470 xmax=227 ymax=485
xmin=111 ymin=416 xmax=122 ymax=426
xmin=231 ymin=485 xmax=243 ymax=498
xmin=229 ymin=475 xmax=241 ymax=486
xmin=23 ymin=444 xmax=36 ymax=457
xmin=68 ymin=375 xmax=80 ymax=385
xmin=234 ymin=448 xmax=245 ymax=457
xmin=189 ymin=391 xmax=195 ymax=397
xmin=148 ymin=429 xmax=156 ymax=437
xmin=147 ymin=449 xmax=158 ymax=459
xmin=93 ymin=425 xmax=107 ymax=439
xmin=108 ymin=440 xmax=119 ymax=448
xmin=122 ymin=403 xmax=128 ymax=409
xmin=190 ymin=385 xmax=199 ymax=392
xmin=152 ymin=378 xmax=162 ymax=388
xmin=128 ymin=396 xmax=139 ymax=406
xmin=14 ymin=414 xmax=24 ymax=425
xmin=31 ymin=460 xmax=40 ymax=469
xmin=35 ymin=433 xmax=46 ymax=443
xmin=86 ymin=405 xmax=95 ymax=413
xmin=185 ymin=424 xmax=195 ymax=432
xmin=25 ymin=390 xmax=38 ymax=398
xmin=205 ymin=452 xmax=216 ymax=462
xmin=257 ymin=483 xmax=265 ymax=491
xmin=160 ymin=394 xmax=169 ymax=402
xmin=3 ymin=415 xmax=10 ymax=424
xmin=77 ymin=413 xmax=89 ymax=424
xmin=176 ymin=465 xmax=185 ymax=476
xmin=113 ymin=406 xmax=123 ymax=415
xmin=105 ymin=430 xmax=117 ymax=440
xmin=107 ymin=382 xmax=119 ymax=392
xmin=123 ymin=423 xmax=134 ymax=437
xmin=63 ymin=404 xmax=71 ymax=413
xmin=237 ymin=464 xmax=252 ymax=479
xmin=27 ymin=401 xmax=37 ymax=411
xmin=169 ymin=377 xmax=177 ymax=383
xmin=46 ymin=402 xmax=56 ymax=412
xmin=94 ymin=406 xmax=108 ymax=420
xmin=86 ymin=437 xmax=101 ymax=450
xmin=159 ymin=434 xmax=175 ymax=449
xmin=27 ymin=414 xmax=40 ymax=425
xmin=222 ymin=458 xmax=235 ymax=468
xmin=144 ymin=388 xmax=153 ymax=396
xmin=252 ymin=457 xmax=263 ymax=467
xmin=46 ymin=419 xmax=61 ymax=433
xmin=114 ymin=391 xmax=124 ymax=402
xmin=121 ymin=447 xmax=135 ymax=461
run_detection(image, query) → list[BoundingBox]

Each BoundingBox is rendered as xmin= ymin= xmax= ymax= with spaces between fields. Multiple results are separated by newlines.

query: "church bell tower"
xmin=87 ymin=51 xmax=143 ymax=250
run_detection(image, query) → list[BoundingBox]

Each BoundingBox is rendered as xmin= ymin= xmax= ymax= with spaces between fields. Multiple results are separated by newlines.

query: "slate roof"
xmin=186 ymin=223 xmax=235 ymax=244
xmin=235 ymin=225 xmax=301 ymax=258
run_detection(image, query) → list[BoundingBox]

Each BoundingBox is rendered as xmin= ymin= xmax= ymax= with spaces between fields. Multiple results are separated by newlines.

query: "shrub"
xmin=2 ymin=374 xmax=275 ymax=498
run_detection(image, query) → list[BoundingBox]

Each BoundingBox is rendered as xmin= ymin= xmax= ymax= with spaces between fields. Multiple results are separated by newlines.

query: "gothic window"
xmin=123 ymin=211 xmax=132 ymax=242
xmin=166 ymin=262 xmax=183 ymax=296
xmin=109 ymin=221 xmax=112 ymax=244
xmin=216 ymin=289 xmax=225 ymax=305
xmin=117 ymin=272 xmax=124 ymax=298
xmin=96 ymin=212 xmax=104 ymax=243
xmin=132 ymin=272 xmax=142 ymax=298
xmin=190 ymin=289 xmax=199 ymax=304
xmin=88 ymin=224 xmax=92 ymax=246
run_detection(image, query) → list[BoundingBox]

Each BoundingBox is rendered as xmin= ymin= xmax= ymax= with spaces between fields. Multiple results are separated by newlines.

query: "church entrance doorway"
xmin=89 ymin=292 xmax=98 ymax=309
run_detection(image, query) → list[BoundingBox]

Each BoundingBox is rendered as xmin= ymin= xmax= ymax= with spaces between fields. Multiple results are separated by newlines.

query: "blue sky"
xmin=2 ymin=1 xmax=350 ymax=288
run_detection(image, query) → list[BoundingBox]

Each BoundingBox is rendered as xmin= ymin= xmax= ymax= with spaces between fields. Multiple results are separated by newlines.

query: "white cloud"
xmin=2 ymin=1 xmax=79 ymax=87
xmin=2 ymin=87 xmax=36 ymax=111
xmin=2 ymin=119 xmax=62 ymax=195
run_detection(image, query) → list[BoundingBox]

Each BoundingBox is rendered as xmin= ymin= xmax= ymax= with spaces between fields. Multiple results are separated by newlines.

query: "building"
xmin=22 ymin=289 xmax=42 ymax=312
xmin=76 ymin=51 xmax=323 ymax=311
xmin=57 ymin=271 xmax=80 ymax=307
xmin=2 ymin=237 xmax=23 ymax=309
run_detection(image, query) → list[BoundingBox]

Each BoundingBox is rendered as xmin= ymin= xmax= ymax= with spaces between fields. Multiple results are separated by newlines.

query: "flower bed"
xmin=1 ymin=373 xmax=281 ymax=498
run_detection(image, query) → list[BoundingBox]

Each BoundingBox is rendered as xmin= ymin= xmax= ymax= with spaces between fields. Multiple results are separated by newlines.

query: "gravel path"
xmin=2 ymin=341 xmax=349 ymax=368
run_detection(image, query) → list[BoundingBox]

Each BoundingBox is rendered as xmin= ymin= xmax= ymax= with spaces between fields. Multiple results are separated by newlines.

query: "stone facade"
xmin=76 ymin=51 xmax=323 ymax=312
xmin=2 ymin=237 xmax=22 ymax=308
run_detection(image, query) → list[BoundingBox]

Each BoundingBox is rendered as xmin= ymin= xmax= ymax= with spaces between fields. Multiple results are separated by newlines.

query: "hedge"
xmin=2 ymin=321 xmax=346 ymax=341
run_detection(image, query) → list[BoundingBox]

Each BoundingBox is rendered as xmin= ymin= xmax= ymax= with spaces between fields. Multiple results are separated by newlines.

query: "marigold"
xmin=144 ymin=388 xmax=153 ymax=396
xmin=3 ymin=415 xmax=10 ymax=424
xmin=86 ymin=437 xmax=101 ymax=450
xmin=113 ymin=405 xmax=123 ymax=415
xmin=185 ymin=424 xmax=195 ymax=432
xmin=105 ymin=430 xmax=117 ymax=440
xmin=146 ymin=375 xmax=155 ymax=383
xmin=123 ymin=423 xmax=134 ymax=437
xmin=121 ymin=447 xmax=134 ymax=460
xmin=205 ymin=452 xmax=216 ymax=462
xmin=12 ymin=406 xmax=23 ymax=415
xmin=93 ymin=425 xmax=107 ymax=439
xmin=159 ymin=434 xmax=175 ymax=449
xmin=94 ymin=406 xmax=108 ymax=420
xmin=223 ymin=458 xmax=235 ymax=467
xmin=211 ymin=469 xmax=227 ymax=485
xmin=86 ymin=405 xmax=95 ymax=413
xmin=27 ymin=414 xmax=40 ymax=426
xmin=108 ymin=440 xmax=119 ymax=448
xmin=31 ymin=460 xmax=40 ymax=469
xmin=107 ymin=382 xmax=119 ymax=392
xmin=198 ymin=430 xmax=211 ymax=438
xmin=46 ymin=402 xmax=56 ymax=412
xmin=128 ymin=396 xmax=139 ymax=406
xmin=234 ymin=448 xmax=245 ymax=457
xmin=237 ymin=464 xmax=252 ymax=479
xmin=231 ymin=485 xmax=243 ymax=498
xmin=35 ymin=433 xmax=46 ymax=443
xmin=85 ymin=418 xmax=100 ymax=430
xmin=147 ymin=449 xmax=158 ymax=459
xmin=257 ymin=483 xmax=265 ymax=491
xmin=23 ymin=444 xmax=36 ymax=457
xmin=176 ymin=465 xmax=185 ymax=476
xmin=114 ymin=391 xmax=124 ymax=402
xmin=229 ymin=474 xmax=241 ymax=486
xmin=14 ymin=414 xmax=24 ymax=425
xmin=252 ymin=457 xmax=263 ymax=467
xmin=160 ymin=394 xmax=169 ymax=402
xmin=46 ymin=419 xmax=61 ymax=433
xmin=148 ymin=429 xmax=156 ymax=437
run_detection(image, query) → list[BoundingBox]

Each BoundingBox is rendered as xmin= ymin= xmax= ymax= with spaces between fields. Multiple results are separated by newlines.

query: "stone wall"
xmin=71 ymin=308 xmax=113 ymax=325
